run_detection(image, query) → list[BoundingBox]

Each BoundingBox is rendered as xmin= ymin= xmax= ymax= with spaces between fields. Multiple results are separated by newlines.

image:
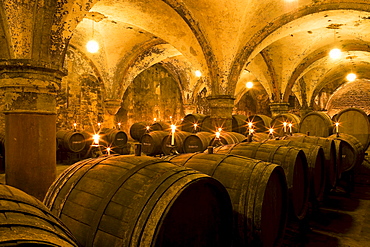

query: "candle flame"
xmin=146 ymin=126 xmax=150 ymax=130
xmin=171 ymin=124 xmax=176 ymax=133
xmin=283 ymin=122 xmax=287 ymax=127
xmin=248 ymin=122 xmax=253 ymax=128
xmin=269 ymin=128 xmax=274 ymax=134
xmin=215 ymin=131 xmax=221 ymax=139
xmin=92 ymin=134 xmax=100 ymax=145
xmin=335 ymin=122 xmax=339 ymax=127
xmin=218 ymin=128 xmax=222 ymax=132
xmin=154 ymin=118 xmax=157 ymax=122
xmin=288 ymin=123 xmax=292 ymax=128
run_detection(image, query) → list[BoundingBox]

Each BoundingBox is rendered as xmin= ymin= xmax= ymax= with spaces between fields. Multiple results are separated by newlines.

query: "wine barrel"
xmin=151 ymin=121 xmax=170 ymax=131
xmin=56 ymin=130 xmax=86 ymax=153
xmin=328 ymin=133 xmax=365 ymax=174
xmin=183 ymin=132 xmax=215 ymax=153
xmin=0 ymin=184 xmax=78 ymax=246
xmin=246 ymin=114 xmax=273 ymax=133
xmin=284 ymin=135 xmax=337 ymax=189
xmin=271 ymin=113 xmax=301 ymax=136
xmin=201 ymin=115 xmax=213 ymax=132
xmin=211 ymin=142 xmax=309 ymax=221
xmin=209 ymin=131 xmax=247 ymax=147
xmin=161 ymin=130 xmax=192 ymax=155
xmin=336 ymin=108 xmax=370 ymax=149
xmin=101 ymin=128 xmax=128 ymax=148
xmin=232 ymin=114 xmax=248 ymax=134
xmin=181 ymin=113 xmax=206 ymax=132
xmin=129 ymin=122 xmax=150 ymax=141
xmin=266 ymin=139 xmax=326 ymax=202
xmin=163 ymin=153 xmax=288 ymax=247
xmin=140 ymin=130 xmax=169 ymax=156
xmin=44 ymin=155 xmax=233 ymax=247
xmin=299 ymin=111 xmax=333 ymax=137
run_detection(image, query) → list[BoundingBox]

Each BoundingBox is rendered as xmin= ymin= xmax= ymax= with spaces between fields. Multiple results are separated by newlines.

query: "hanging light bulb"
xmin=86 ymin=40 xmax=99 ymax=53
xmin=246 ymin=81 xmax=254 ymax=89
xmin=329 ymin=48 xmax=342 ymax=59
xmin=86 ymin=19 xmax=99 ymax=53
xmin=346 ymin=73 xmax=357 ymax=82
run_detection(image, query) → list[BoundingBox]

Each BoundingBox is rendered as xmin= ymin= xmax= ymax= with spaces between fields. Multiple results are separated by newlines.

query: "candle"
xmin=107 ymin=147 xmax=111 ymax=155
xmin=269 ymin=128 xmax=274 ymax=135
xmin=248 ymin=122 xmax=253 ymax=129
xmin=154 ymin=118 xmax=157 ymax=122
xmin=117 ymin=122 xmax=121 ymax=130
xmin=283 ymin=122 xmax=287 ymax=133
xmin=97 ymin=122 xmax=101 ymax=129
xmin=146 ymin=126 xmax=150 ymax=132
xmin=171 ymin=124 xmax=176 ymax=145
xmin=215 ymin=131 xmax=221 ymax=139
xmin=288 ymin=123 xmax=292 ymax=134
xmin=92 ymin=134 xmax=100 ymax=146
xmin=218 ymin=128 xmax=222 ymax=132
xmin=73 ymin=122 xmax=77 ymax=131
xmin=194 ymin=123 xmax=198 ymax=131
xmin=335 ymin=122 xmax=339 ymax=133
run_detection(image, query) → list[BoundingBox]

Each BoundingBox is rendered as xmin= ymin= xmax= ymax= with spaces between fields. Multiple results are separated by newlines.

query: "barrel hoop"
xmin=249 ymin=143 xmax=265 ymax=158
xmin=208 ymin=154 xmax=237 ymax=177
xmin=86 ymin=159 xmax=179 ymax=246
xmin=55 ymin=156 xmax=113 ymax=218
xmin=44 ymin=157 xmax=96 ymax=209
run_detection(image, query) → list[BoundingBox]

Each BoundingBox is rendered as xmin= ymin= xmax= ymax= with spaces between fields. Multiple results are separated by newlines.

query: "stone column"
xmin=269 ymin=102 xmax=290 ymax=117
xmin=207 ymin=95 xmax=235 ymax=132
xmin=0 ymin=64 xmax=63 ymax=201
xmin=103 ymin=99 xmax=122 ymax=129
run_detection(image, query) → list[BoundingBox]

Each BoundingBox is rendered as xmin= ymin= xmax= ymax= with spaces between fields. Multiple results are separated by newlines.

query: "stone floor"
xmin=1 ymin=155 xmax=370 ymax=246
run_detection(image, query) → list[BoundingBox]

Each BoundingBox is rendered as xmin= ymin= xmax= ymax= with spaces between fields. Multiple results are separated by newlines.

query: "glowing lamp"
xmin=86 ymin=40 xmax=99 ymax=53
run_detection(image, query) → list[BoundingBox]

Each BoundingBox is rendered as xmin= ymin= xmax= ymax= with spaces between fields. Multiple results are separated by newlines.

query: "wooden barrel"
xmin=251 ymin=132 xmax=271 ymax=142
xmin=56 ymin=130 xmax=86 ymax=153
xmin=181 ymin=113 xmax=206 ymax=132
xmin=101 ymin=128 xmax=128 ymax=148
xmin=0 ymin=184 xmax=78 ymax=246
xmin=44 ymin=155 xmax=233 ymax=247
xmin=140 ymin=131 xmax=169 ymax=156
xmin=161 ymin=131 xmax=192 ymax=155
xmin=201 ymin=115 xmax=213 ymax=132
xmin=163 ymin=153 xmax=288 ymax=247
xmin=299 ymin=111 xmax=333 ymax=137
xmin=183 ymin=132 xmax=215 ymax=153
xmin=336 ymin=108 xmax=370 ymax=149
xmin=129 ymin=122 xmax=150 ymax=141
xmin=328 ymin=133 xmax=365 ymax=174
xmin=232 ymin=114 xmax=248 ymax=134
xmin=284 ymin=135 xmax=337 ymax=189
xmin=266 ymin=140 xmax=326 ymax=202
xmin=151 ymin=121 xmax=170 ymax=131
xmin=246 ymin=114 xmax=272 ymax=133
xmin=211 ymin=142 xmax=309 ymax=221
xmin=271 ymin=113 xmax=301 ymax=136
xmin=209 ymin=131 xmax=247 ymax=147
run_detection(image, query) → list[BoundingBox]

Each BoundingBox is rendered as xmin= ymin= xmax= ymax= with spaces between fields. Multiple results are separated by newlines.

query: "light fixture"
xmin=346 ymin=73 xmax=357 ymax=82
xmin=86 ymin=19 xmax=99 ymax=53
xmin=195 ymin=70 xmax=202 ymax=77
xmin=246 ymin=81 xmax=254 ymax=89
xmin=329 ymin=48 xmax=341 ymax=59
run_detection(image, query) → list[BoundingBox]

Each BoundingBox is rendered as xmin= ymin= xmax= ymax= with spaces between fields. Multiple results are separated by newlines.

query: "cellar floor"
xmin=0 ymin=156 xmax=370 ymax=247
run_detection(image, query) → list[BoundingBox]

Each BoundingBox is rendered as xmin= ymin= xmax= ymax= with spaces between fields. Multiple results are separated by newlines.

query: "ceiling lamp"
xmin=246 ymin=81 xmax=254 ymax=89
xmin=86 ymin=40 xmax=99 ymax=53
xmin=195 ymin=70 xmax=202 ymax=77
xmin=329 ymin=48 xmax=341 ymax=59
xmin=346 ymin=73 xmax=357 ymax=82
xmin=86 ymin=19 xmax=99 ymax=53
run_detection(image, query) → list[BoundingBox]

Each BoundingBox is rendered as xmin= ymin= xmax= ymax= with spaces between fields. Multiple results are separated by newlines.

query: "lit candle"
xmin=248 ymin=122 xmax=253 ymax=129
xmin=218 ymin=128 xmax=222 ymax=132
xmin=146 ymin=126 xmax=150 ymax=132
xmin=171 ymin=124 xmax=176 ymax=146
xmin=194 ymin=123 xmax=198 ymax=131
xmin=269 ymin=128 xmax=274 ymax=135
xmin=117 ymin=122 xmax=121 ymax=130
xmin=73 ymin=122 xmax=77 ymax=131
xmin=107 ymin=147 xmax=111 ymax=156
xmin=154 ymin=118 xmax=157 ymax=122
xmin=97 ymin=122 xmax=101 ymax=129
xmin=92 ymin=134 xmax=100 ymax=146
xmin=283 ymin=122 xmax=287 ymax=133
xmin=288 ymin=123 xmax=293 ymax=134
xmin=215 ymin=131 xmax=221 ymax=139
xmin=335 ymin=122 xmax=339 ymax=134
xmin=249 ymin=128 xmax=254 ymax=135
